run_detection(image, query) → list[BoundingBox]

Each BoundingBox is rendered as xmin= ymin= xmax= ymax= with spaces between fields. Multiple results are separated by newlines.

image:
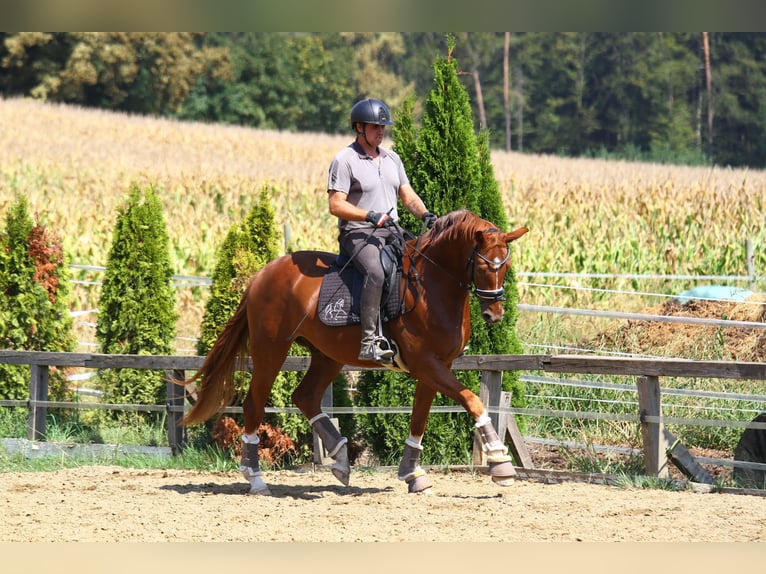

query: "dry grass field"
xmin=1 ymin=96 xmax=764 ymax=353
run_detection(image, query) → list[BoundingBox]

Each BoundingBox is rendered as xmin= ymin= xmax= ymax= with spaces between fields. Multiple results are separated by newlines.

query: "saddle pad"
xmin=317 ymin=262 xmax=403 ymax=327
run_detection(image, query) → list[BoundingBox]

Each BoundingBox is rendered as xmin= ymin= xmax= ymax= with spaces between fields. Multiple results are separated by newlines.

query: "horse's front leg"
xmin=309 ymin=413 xmax=350 ymax=486
xmin=397 ymin=383 xmax=436 ymax=494
xmin=475 ymin=412 xmax=516 ymax=486
xmin=410 ymin=358 xmax=516 ymax=487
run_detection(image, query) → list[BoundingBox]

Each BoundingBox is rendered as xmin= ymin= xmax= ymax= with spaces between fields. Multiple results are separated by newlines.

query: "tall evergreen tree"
xmin=355 ymin=36 xmax=527 ymax=465
xmin=0 ymin=197 xmax=76 ymax=400
xmin=196 ymin=187 xmax=280 ymax=356
xmin=96 ymin=183 xmax=177 ymax=414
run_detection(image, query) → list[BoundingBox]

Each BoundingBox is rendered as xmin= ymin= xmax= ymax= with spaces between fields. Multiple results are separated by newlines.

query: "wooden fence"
xmin=1 ymin=350 xmax=766 ymax=483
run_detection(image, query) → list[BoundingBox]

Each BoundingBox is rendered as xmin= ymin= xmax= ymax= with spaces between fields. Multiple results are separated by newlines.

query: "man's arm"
xmin=398 ymin=183 xmax=428 ymax=219
xmin=328 ymin=190 xmax=367 ymax=221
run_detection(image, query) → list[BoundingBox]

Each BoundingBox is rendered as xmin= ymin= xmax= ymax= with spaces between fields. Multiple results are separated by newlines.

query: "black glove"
xmin=366 ymin=210 xmax=393 ymax=228
xmin=422 ymin=211 xmax=437 ymax=229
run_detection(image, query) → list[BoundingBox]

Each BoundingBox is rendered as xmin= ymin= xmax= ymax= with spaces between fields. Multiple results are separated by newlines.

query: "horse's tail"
xmin=179 ymin=291 xmax=251 ymax=426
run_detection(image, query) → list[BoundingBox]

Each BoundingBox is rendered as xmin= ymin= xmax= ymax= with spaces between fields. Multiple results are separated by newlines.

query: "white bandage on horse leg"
xmin=310 ymin=412 xmax=350 ymax=486
xmin=397 ymin=439 xmax=432 ymax=493
xmin=475 ymin=411 xmax=492 ymax=428
xmin=397 ymin=438 xmax=424 ymax=481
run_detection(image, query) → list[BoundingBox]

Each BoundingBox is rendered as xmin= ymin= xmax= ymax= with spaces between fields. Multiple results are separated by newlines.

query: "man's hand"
xmin=366 ymin=211 xmax=393 ymax=228
xmin=421 ymin=211 xmax=437 ymax=229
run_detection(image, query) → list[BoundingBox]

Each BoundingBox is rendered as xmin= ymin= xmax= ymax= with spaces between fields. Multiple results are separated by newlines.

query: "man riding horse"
xmin=327 ymin=98 xmax=437 ymax=364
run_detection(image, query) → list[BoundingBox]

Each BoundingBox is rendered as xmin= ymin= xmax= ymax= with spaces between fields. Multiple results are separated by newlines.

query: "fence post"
xmin=636 ymin=375 xmax=669 ymax=478
xmin=746 ymin=238 xmax=755 ymax=290
xmin=27 ymin=364 xmax=49 ymax=440
xmin=473 ymin=370 xmax=502 ymax=465
xmin=165 ymin=369 xmax=187 ymax=455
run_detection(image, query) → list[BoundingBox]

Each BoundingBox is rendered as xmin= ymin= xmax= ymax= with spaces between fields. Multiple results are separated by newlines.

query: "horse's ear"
xmin=504 ymin=227 xmax=529 ymax=243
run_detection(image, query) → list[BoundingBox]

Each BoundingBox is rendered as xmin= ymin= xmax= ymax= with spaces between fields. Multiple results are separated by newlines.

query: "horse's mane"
xmin=416 ymin=209 xmax=490 ymax=251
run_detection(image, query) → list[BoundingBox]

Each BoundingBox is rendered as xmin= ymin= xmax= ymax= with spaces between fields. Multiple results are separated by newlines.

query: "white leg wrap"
xmin=242 ymin=431 xmax=259 ymax=444
xmin=240 ymin=465 xmax=271 ymax=495
xmin=475 ymin=412 xmax=491 ymax=428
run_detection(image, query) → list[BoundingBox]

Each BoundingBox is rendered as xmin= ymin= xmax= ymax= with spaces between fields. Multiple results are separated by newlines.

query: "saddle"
xmin=317 ymin=242 xmax=404 ymax=327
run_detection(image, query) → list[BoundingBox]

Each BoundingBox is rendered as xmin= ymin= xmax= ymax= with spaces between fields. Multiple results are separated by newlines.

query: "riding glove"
xmin=422 ymin=211 xmax=438 ymax=229
xmin=366 ymin=210 xmax=393 ymax=228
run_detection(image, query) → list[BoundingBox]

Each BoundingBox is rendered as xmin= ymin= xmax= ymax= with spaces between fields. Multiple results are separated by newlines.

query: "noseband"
xmin=466 ymin=242 xmax=510 ymax=302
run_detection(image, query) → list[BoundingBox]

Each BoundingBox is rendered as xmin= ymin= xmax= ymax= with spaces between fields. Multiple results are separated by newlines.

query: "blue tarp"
xmin=675 ymin=285 xmax=755 ymax=304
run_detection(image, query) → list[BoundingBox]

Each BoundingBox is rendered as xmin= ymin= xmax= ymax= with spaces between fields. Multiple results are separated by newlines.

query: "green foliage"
xmin=196 ymin=186 xmax=280 ymax=355
xmin=0 ymin=196 xmax=75 ymax=400
xmin=0 ymin=32 xmax=229 ymax=114
xmin=5 ymin=32 xmax=766 ymax=167
xmin=96 ymin=183 xmax=177 ymax=412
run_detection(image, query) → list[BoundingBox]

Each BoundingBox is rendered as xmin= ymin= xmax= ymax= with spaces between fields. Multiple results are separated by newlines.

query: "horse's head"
xmin=470 ymin=225 xmax=529 ymax=324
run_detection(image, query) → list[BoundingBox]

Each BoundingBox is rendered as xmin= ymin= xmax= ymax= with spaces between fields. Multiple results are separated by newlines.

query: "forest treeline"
xmin=2 ymin=32 xmax=765 ymax=168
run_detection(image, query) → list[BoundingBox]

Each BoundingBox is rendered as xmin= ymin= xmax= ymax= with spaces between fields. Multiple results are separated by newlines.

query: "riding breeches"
xmin=339 ymin=227 xmax=395 ymax=340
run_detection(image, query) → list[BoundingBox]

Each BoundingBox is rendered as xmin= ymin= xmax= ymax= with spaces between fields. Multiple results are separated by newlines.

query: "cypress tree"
xmin=0 ymin=197 xmax=76 ymax=400
xmin=196 ymin=187 xmax=280 ymax=356
xmin=96 ymin=183 xmax=177 ymax=415
xmin=355 ymin=35 xmax=526 ymax=465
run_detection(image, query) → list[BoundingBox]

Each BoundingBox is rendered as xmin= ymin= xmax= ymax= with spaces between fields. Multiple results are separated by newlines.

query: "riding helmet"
xmin=350 ymin=98 xmax=394 ymax=130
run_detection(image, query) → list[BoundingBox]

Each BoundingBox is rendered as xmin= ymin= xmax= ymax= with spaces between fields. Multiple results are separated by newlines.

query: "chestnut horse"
xmin=176 ymin=209 xmax=528 ymax=495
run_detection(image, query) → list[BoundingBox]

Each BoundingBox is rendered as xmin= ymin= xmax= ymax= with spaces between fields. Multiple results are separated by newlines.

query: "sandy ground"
xmin=1 ymin=465 xmax=765 ymax=543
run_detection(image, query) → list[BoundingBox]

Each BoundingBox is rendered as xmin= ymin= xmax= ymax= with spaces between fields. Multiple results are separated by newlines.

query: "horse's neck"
xmin=411 ymin=238 xmax=473 ymax=289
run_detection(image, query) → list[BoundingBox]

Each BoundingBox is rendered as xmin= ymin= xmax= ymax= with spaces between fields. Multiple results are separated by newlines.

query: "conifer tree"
xmin=0 ymin=197 xmax=76 ymax=400
xmin=355 ymin=35 xmax=526 ymax=464
xmin=196 ymin=187 xmax=280 ymax=356
xmin=96 ymin=183 xmax=177 ymax=413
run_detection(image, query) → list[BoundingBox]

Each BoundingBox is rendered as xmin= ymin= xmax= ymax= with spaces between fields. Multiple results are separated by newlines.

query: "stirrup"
xmin=359 ymin=336 xmax=394 ymax=362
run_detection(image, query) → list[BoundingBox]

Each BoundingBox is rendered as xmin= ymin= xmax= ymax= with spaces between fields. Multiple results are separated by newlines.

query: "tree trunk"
xmin=472 ymin=69 xmax=486 ymax=130
xmin=703 ymin=32 xmax=713 ymax=158
xmin=503 ymin=32 xmax=512 ymax=152
xmin=516 ymin=62 xmax=524 ymax=152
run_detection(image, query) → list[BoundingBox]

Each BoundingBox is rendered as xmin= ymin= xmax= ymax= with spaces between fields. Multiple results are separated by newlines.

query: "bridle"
xmin=407 ymin=227 xmax=510 ymax=304
xmin=466 ymin=241 xmax=510 ymax=302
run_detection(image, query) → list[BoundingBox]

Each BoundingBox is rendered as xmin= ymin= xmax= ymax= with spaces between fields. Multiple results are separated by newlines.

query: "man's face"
xmin=362 ymin=123 xmax=386 ymax=146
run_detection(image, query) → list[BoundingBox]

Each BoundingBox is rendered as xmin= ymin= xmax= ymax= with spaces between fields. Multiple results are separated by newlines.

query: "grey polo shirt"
xmin=327 ymin=141 xmax=410 ymax=231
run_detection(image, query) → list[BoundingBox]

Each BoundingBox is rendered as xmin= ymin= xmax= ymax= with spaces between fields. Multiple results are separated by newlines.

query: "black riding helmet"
xmin=350 ymin=98 xmax=394 ymax=131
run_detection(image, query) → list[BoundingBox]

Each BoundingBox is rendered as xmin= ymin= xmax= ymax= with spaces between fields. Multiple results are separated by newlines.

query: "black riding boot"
xmin=358 ymin=287 xmax=394 ymax=363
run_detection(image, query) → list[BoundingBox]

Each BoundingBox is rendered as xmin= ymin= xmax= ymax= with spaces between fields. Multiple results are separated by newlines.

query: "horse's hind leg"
xmin=239 ymin=343 xmax=292 ymax=496
xmin=290 ymin=352 xmax=348 ymax=485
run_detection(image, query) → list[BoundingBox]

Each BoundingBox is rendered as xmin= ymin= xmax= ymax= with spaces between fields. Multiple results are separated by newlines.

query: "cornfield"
xmin=1 ymin=97 xmax=764 ymax=354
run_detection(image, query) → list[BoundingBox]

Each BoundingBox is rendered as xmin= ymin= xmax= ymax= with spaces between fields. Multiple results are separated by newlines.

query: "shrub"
xmin=0 ymin=197 xmax=76 ymax=401
xmin=96 ymin=183 xmax=177 ymax=415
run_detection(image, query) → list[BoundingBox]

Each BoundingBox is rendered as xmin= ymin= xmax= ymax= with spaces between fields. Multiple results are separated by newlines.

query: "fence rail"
xmin=1 ymin=350 xmax=765 ymax=483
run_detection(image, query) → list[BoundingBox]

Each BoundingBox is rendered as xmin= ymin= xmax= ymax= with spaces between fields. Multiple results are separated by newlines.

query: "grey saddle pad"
xmin=317 ymin=257 xmax=403 ymax=327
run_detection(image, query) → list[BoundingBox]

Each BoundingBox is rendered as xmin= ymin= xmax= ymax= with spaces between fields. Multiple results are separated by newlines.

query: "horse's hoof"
xmin=489 ymin=459 xmax=516 ymax=486
xmin=247 ymin=486 xmax=272 ymax=496
xmin=331 ymin=467 xmax=350 ymax=486
xmin=492 ymin=476 xmax=515 ymax=487
xmin=407 ymin=473 xmax=433 ymax=494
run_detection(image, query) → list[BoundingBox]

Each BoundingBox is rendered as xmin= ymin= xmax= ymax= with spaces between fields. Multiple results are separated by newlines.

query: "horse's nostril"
xmin=482 ymin=308 xmax=504 ymax=324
